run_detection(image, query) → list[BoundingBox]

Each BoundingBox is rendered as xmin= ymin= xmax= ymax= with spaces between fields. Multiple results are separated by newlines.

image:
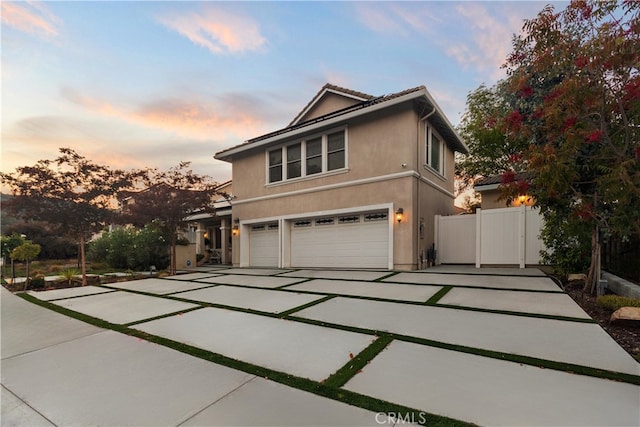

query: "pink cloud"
xmin=60 ymin=87 xmax=269 ymax=141
xmin=157 ymin=8 xmax=266 ymax=55
xmin=1 ymin=1 xmax=60 ymax=38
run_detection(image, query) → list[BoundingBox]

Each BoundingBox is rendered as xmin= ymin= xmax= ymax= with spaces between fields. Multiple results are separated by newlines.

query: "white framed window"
xmin=267 ymin=128 xmax=347 ymax=184
xmin=425 ymin=126 xmax=444 ymax=175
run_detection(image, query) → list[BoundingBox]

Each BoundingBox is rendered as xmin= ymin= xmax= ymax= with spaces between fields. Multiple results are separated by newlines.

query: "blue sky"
xmin=1 ymin=1 xmax=564 ymax=183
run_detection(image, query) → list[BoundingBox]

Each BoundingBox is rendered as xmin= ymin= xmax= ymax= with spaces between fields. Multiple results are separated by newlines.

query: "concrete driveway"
xmin=2 ymin=266 xmax=639 ymax=426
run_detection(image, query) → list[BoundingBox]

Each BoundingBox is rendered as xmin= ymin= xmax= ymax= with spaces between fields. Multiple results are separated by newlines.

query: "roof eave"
xmin=215 ymin=87 xmax=468 ymax=161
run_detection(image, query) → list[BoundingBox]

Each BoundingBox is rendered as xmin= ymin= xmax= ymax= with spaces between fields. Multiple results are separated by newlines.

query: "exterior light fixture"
xmin=395 ymin=208 xmax=404 ymax=223
xmin=232 ymin=218 xmax=240 ymax=235
xmin=518 ymin=194 xmax=527 ymax=205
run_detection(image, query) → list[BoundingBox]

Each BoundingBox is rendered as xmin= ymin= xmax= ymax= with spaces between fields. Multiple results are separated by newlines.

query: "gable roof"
xmin=288 ymin=83 xmax=376 ymax=126
xmin=215 ymin=84 xmax=468 ymax=162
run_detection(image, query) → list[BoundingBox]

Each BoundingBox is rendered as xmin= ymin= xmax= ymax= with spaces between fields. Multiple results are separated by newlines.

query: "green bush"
xmin=30 ymin=275 xmax=45 ymax=290
xmin=88 ymin=225 xmax=169 ymax=271
xmin=596 ymin=295 xmax=640 ymax=311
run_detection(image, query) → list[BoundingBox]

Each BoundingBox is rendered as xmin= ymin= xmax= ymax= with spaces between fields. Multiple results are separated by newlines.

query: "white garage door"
xmin=249 ymin=222 xmax=279 ymax=267
xmin=291 ymin=211 xmax=389 ymax=268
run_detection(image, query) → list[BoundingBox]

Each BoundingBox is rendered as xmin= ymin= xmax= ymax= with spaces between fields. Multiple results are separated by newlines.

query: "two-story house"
xmin=214 ymin=84 xmax=468 ymax=270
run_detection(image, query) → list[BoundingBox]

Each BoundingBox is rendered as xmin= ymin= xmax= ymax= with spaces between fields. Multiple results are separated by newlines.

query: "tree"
xmin=1 ymin=148 xmax=131 ymax=285
xmin=456 ymin=82 xmax=530 ymax=193
xmin=121 ymin=162 xmax=219 ymax=275
xmin=1 ymin=233 xmax=26 ymax=281
xmin=458 ymin=1 xmax=639 ymax=292
xmin=11 ymin=241 xmax=41 ymax=291
xmin=499 ymin=0 xmax=640 ymax=293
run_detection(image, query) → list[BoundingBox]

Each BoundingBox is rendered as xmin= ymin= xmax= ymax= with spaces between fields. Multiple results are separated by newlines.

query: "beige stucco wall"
xmin=232 ymin=103 xmax=419 ymax=200
xmin=227 ymin=98 xmax=459 ymax=270
xmin=478 ymin=188 xmax=535 ymax=210
xmin=298 ymin=92 xmax=362 ymax=123
xmin=175 ymin=243 xmax=197 ymax=270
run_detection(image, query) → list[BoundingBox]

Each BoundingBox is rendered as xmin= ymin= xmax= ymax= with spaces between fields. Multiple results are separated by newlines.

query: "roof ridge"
xmin=288 ymin=83 xmax=376 ymax=126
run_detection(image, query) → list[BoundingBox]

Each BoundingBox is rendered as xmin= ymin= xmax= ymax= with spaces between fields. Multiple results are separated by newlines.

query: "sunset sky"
xmin=1 ymin=1 xmax=563 ymax=183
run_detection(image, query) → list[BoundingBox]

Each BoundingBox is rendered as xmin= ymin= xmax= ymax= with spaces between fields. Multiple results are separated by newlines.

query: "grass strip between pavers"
xmin=22 ymin=286 xmax=639 ymax=386
xmin=16 ymin=293 xmax=471 ymax=427
xmin=125 ymin=306 xmax=205 ymax=327
xmin=425 ymin=286 xmax=453 ymax=304
xmin=323 ymin=334 xmax=394 ymax=388
xmin=278 ymin=295 xmax=336 ymax=317
xmin=286 ymin=315 xmax=640 ymax=386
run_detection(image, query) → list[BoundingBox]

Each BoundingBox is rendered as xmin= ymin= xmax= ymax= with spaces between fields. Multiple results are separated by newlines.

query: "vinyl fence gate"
xmin=434 ymin=206 xmax=545 ymax=268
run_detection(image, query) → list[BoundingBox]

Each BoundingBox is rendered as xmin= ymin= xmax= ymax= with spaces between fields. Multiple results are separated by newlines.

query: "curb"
xmin=603 ymin=271 xmax=640 ymax=299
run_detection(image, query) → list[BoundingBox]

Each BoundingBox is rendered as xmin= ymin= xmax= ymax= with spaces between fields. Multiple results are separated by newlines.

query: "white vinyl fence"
xmin=434 ymin=206 xmax=545 ymax=268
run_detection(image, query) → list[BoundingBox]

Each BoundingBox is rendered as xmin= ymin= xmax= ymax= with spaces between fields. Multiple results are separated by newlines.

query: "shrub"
xmin=88 ymin=225 xmax=169 ymax=271
xmin=596 ymin=295 xmax=640 ymax=311
xmin=30 ymin=275 xmax=45 ymax=290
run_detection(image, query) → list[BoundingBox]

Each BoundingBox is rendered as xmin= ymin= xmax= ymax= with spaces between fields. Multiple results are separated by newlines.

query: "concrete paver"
xmin=345 ymin=340 xmax=640 ymax=426
xmin=1 ymin=385 xmax=54 ymax=427
xmin=182 ymin=377 xmax=379 ymax=426
xmin=295 ymin=297 xmax=640 ymax=375
xmin=4 ymin=266 xmax=638 ymax=426
xmin=194 ymin=274 xmax=304 ymax=289
xmin=176 ymin=285 xmax=326 ymax=314
xmin=213 ymin=268 xmax=291 ymax=276
xmin=2 ymin=330 xmax=255 ymax=427
xmin=438 ymin=287 xmax=591 ymax=318
xmin=287 ymin=279 xmax=442 ymax=302
xmin=135 ymin=307 xmax=374 ymax=381
xmin=279 ymin=269 xmax=391 ymax=281
xmin=26 ymin=285 xmax=115 ymax=301
xmin=1 ymin=287 xmax=102 ymax=359
xmin=163 ymin=272 xmax=221 ymax=281
xmin=107 ymin=277 xmax=214 ymax=295
xmin=51 ymin=291 xmax=199 ymax=324
xmin=424 ymin=266 xmax=548 ymax=276
xmin=386 ymin=272 xmax=560 ymax=291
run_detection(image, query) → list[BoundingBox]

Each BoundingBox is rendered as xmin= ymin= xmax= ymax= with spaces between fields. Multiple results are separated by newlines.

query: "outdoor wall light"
xmin=395 ymin=208 xmax=404 ymax=223
xmin=232 ymin=218 xmax=240 ymax=235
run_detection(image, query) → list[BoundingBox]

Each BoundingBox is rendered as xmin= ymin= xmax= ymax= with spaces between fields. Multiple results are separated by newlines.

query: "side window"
xmin=425 ymin=126 xmax=444 ymax=175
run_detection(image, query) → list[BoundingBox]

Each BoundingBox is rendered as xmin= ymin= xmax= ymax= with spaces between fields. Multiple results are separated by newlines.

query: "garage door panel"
xmin=291 ymin=213 xmax=389 ymax=269
xmin=249 ymin=224 xmax=279 ymax=267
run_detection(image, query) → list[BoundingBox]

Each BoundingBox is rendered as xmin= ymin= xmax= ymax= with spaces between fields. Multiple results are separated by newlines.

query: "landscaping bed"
xmin=564 ymin=280 xmax=640 ymax=362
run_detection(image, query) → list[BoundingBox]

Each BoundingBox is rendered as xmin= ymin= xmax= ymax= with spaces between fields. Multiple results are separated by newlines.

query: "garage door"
xmin=249 ymin=222 xmax=279 ymax=267
xmin=291 ymin=211 xmax=389 ymax=268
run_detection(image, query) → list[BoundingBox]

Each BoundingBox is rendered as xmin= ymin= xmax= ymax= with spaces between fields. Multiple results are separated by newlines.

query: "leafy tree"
xmin=458 ymin=1 xmax=639 ymax=292
xmin=1 ymin=233 xmax=26 ymax=281
xmin=502 ymin=0 xmax=639 ymax=293
xmin=1 ymin=148 xmax=131 ymax=285
xmin=120 ymin=162 xmax=219 ymax=275
xmin=456 ymin=82 xmax=530 ymax=193
xmin=3 ymin=222 xmax=78 ymax=260
xmin=11 ymin=241 xmax=41 ymax=291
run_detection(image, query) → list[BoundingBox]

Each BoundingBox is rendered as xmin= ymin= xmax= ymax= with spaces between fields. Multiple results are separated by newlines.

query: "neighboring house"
xmin=215 ymin=84 xmax=468 ymax=270
xmin=474 ymin=173 xmax=535 ymax=209
xmin=184 ymin=180 xmax=233 ymax=264
xmin=119 ymin=181 xmax=234 ymax=265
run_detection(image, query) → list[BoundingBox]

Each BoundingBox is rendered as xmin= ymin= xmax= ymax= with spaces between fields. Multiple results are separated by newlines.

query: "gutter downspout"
xmin=417 ymin=107 xmax=436 ymax=269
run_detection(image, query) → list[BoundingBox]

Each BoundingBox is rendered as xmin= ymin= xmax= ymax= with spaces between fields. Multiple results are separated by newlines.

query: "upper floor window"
xmin=267 ymin=128 xmax=347 ymax=184
xmin=425 ymin=126 xmax=444 ymax=175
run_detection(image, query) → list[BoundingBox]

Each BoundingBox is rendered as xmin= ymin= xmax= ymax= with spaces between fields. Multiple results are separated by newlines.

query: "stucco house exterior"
xmin=215 ymin=84 xmax=468 ymax=270
xmin=474 ymin=173 xmax=535 ymax=209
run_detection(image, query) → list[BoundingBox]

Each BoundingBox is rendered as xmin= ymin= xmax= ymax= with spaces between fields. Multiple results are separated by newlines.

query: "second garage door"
xmin=290 ymin=211 xmax=389 ymax=269
xmin=249 ymin=222 xmax=279 ymax=267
